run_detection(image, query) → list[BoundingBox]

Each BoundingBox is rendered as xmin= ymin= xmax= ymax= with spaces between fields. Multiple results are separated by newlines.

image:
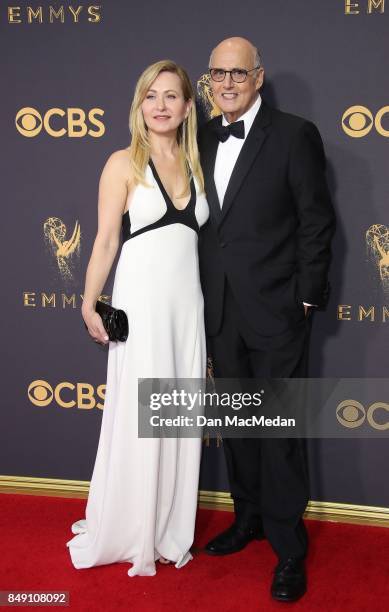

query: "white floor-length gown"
xmin=66 ymin=160 xmax=209 ymax=576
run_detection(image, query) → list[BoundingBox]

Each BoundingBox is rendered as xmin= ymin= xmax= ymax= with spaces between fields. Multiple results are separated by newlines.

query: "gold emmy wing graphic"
xmin=366 ymin=224 xmax=389 ymax=297
xmin=197 ymin=73 xmax=221 ymax=120
xmin=43 ymin=217 xmax=81 ymax=282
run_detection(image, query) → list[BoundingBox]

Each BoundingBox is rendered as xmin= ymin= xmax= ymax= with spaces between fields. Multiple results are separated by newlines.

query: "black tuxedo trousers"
xmin=208 ymin=280 xmax=311 ymax=560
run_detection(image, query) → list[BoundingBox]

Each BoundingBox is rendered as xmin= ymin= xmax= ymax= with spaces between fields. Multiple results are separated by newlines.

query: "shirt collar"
xmin=222 ymin=92 xmax=262 ymax=137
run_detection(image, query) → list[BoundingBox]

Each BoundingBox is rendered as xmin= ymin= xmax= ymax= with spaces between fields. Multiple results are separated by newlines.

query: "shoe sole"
xmin=271 ymin=589 xmax=307 ymax=603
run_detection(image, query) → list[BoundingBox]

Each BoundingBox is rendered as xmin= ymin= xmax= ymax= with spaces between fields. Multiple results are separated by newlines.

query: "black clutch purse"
xmin=84 ymin=300 xmax=129 ymax=342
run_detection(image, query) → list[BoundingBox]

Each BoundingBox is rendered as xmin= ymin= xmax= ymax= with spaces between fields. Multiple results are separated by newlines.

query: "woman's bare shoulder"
xmin=102 ymin=148 xmax=133 ymax=183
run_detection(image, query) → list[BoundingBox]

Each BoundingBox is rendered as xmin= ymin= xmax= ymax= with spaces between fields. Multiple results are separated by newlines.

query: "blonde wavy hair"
xmin=127 ymin=60 xmax=204 ymax=195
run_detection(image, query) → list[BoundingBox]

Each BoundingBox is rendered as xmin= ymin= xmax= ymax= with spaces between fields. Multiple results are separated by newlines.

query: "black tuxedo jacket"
xmin=198 ymin=101 xmax=336 ymax=337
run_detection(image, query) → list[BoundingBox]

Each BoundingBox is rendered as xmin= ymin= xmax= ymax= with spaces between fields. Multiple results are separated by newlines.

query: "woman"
xmin=66 ymin=60 xmax=209 ymax=577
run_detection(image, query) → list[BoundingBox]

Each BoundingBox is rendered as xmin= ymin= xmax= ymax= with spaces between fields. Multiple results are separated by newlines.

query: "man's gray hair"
xmin=253 ymin=48 xmax=261 ymax=69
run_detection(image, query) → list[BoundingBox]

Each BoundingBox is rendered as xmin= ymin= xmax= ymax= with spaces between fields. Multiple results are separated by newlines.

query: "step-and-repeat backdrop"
xmin=1 ymin=0 xmax=388 ymax=507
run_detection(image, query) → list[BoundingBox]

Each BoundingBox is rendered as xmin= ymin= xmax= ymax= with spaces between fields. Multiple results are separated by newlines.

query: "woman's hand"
xmin=82 ymin=306 xmax=109 ymax=345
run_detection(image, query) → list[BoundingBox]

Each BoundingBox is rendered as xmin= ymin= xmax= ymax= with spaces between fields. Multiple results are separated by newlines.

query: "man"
xmin=198 ymin=37 xmax=335 ymax=602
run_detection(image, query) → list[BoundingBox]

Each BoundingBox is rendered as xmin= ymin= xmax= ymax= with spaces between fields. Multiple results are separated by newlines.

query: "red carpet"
xmin=1 ymin=494 xmax=389 ymax=611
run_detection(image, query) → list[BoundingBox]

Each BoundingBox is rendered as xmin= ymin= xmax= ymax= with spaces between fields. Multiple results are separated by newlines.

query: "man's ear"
xmin=256 ymin=68 xmax=265 ymax=91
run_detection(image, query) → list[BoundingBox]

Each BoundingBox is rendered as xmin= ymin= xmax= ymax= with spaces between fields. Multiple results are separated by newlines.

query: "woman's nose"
xmin=156 ymin=96 xmax=166 ymax=110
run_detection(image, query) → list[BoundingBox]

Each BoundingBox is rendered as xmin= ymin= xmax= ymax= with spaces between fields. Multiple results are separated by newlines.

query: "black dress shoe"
xmin=204 ymin=522 xmax=264 ymax=556
xmin=271 ymin=557 xmax=306 ymax=602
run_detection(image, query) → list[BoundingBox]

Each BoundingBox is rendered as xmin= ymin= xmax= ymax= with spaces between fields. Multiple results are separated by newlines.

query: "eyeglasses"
xmin=209 ymin=67 xmax=261 ymax=83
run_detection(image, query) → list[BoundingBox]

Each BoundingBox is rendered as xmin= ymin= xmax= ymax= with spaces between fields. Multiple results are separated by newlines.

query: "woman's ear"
xmin=185 ymin=98 xmax=193 ymax=119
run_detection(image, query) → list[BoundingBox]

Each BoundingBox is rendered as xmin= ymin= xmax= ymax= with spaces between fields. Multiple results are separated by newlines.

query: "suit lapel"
xmin=201 ymin=116 xmax=222 ymax=225
xmin=220 ymin=102 xmax=272 ymax=223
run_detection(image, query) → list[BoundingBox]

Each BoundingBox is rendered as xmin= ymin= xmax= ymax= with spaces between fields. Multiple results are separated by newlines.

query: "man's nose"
xmin=223 ymin=73 xmax=234 ymax=89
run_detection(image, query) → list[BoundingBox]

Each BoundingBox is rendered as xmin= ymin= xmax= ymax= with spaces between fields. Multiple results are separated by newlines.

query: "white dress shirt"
xmin=214 ymin=93 xmax=262 ymax=207
xmin=213 ymin=93 xmax=315 ymax=308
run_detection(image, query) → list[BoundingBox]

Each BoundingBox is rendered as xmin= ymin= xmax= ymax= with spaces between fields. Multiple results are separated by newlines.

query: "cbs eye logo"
xmin=342 ymin=105 xmax=389 ymax=138
xmin=336 ymin=399 xmax=389 ymax=430
xmin=15 ymin=107 xmax=105 ymax=138
xmin=28 ymin=379 xmax=105 ymax=409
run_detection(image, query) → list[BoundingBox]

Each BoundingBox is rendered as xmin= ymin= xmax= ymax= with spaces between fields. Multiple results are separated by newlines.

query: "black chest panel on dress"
xmin=122 ymin=160 xmax=199 ymax=244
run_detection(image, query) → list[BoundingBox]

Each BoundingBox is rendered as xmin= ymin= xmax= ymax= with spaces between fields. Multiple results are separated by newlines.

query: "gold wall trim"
xmin=0 ymin=475 xmax=89 ymax=498
xmin=1 ymin=475 xmax=389 ymax=528
xmin=198 ymin=490 xmax=389 ymax=527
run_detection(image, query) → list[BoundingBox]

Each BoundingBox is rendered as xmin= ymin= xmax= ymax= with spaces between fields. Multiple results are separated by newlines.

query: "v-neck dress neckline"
xmin=148 ymin=158 xmax=195 ymax=213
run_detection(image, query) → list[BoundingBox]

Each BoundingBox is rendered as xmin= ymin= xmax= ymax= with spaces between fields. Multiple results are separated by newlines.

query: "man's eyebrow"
xmin=211 ymin=66 xmax=248 ymax=70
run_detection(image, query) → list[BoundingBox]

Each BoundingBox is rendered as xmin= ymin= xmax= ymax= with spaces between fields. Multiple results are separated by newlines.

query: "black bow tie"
xmin=212 ymin=120 xmax=245 ymax=142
